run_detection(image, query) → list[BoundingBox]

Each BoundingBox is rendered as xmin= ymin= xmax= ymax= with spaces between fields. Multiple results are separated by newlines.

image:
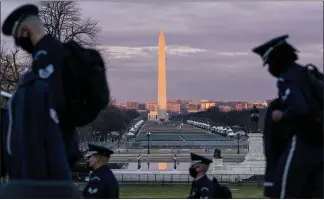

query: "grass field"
xmin=120 ymin=185 xmax=263 ymax=199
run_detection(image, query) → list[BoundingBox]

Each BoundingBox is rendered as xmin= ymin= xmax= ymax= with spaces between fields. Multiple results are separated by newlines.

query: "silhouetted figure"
xmin=137 ymin=155 xmax=141 ymax=170
xmin=250 ymin=106 xmax=259 ymax=132
xmin=174 ymin=155 xmax=177 ymax=170
xmin=253 ymin=35 xmax=323 ymax=198
xmin=213 ymin=149 xmax=222 ymax=159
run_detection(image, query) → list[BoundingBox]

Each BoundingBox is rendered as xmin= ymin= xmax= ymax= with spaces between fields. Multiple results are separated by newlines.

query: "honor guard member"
xmin=262 ymin=98 xmax=291 ymax=198
xmin=83 ymin=144 xmax=119 ymax=199
xmin=2 ymin=4 xmax=71 ymax=180
xmin=188 ymin=153 xmax=213 ymax=199
xmin=252 ymin=35 xmax=323 ymax=198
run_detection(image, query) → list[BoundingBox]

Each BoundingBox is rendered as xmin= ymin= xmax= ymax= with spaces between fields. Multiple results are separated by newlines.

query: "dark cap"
xmin=2 ymin=4 xmax=39 ymax=36
xmin=252 ymin=35 xmax=297 ymax=65
xmin=190 ymin=153 xmax=212 ymax=166
xmin=85 ymin=144 xmax=114 ymax=158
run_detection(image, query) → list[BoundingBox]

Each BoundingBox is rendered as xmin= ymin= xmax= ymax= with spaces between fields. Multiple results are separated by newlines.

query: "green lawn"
xmin=120 ymin=185 xmax=263 ymax=199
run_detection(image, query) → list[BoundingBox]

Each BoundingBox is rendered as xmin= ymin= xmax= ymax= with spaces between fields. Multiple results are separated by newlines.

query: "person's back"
xmin=279 ymin=62 xmax=322 ymax=146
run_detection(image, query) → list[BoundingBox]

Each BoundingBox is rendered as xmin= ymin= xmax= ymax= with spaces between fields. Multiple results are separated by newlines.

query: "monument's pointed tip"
xmin=160 ymin=28 xmax=164 ymax=35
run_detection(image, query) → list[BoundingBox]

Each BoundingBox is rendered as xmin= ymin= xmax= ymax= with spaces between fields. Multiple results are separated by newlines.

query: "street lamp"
xmin=236 ymin=134 xmax=241 ymax=154
xmin=173 ymin=154 xmax=177 ymax=170
xmin=137 ymin=155 xmax=141 ymax=170
xmin=147 ymin=132 xmax=151 ymax=154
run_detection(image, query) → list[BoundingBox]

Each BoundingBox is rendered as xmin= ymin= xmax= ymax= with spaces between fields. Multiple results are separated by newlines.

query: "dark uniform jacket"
xmin=264 ymin=63 xmax=323 ymax=198
xmin=1 ymin=108 xmax=9 ymax=177
xmin=277 ymin=63 xmax=321 ymax=145
xmin=5 ymin=35 xmax=71 ymax=180
xmin=83 ymin=165 xmax=119 ymax=199
xmin=188 ymin=175 xmax=213 ymax=199
xmin=263 ymin=98 xmax=292 ymax=197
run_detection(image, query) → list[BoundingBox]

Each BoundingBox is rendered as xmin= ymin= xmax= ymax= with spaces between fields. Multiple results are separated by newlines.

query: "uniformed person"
xmin=83 ymin=144 xmax=119 ymax=199
xmin=2 ymin=4 xmax=71 ymax=180
xmin=252 ymin=35 xmax=323 ymax=198
xmin=188 ymin=153 xmax=213 ymax=199
xmin=262 ymin=98 xmax=292 ymax=198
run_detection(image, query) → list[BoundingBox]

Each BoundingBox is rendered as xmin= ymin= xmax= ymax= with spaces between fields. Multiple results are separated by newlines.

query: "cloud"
xmin=1 ymin=1 xmax=322 ymax=101
xmin=98 ymin=45 xmax=207 ymax=60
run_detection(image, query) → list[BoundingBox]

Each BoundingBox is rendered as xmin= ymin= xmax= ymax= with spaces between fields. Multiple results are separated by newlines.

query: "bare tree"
xmin=0 ymin=42 xmax=29 ymax=107
xmin=38 ymin=1 xmax=101 ymax=47
xmin=0 ymin=1 xmax=102 ymax=107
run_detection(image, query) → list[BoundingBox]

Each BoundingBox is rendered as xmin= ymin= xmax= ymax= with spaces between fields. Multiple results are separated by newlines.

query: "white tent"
xmin=227 ymin=132 xmax=236 ymax=137
xmin=237 ymin=131 xmax=246 ymax=135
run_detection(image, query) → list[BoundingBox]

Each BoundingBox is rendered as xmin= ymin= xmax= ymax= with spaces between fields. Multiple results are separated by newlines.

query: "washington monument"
xmin=157 ymin=29 xmax=168 ymax=122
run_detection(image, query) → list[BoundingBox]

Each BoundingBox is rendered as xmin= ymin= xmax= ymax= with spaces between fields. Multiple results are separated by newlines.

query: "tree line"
xmin=173 ymin=106 xmax=268 ymax=130
xmin=88 ymin=103 xmax=140 ymax=135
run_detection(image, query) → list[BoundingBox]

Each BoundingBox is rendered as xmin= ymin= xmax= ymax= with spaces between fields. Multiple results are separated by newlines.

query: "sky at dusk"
xmin=1 ymin=1 xmax=323 ymax=102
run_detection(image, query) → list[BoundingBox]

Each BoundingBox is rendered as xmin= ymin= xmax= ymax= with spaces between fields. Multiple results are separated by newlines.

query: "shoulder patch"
xmin=201 ymin=187 xmax=209 ymax=191
xmin=91 ymin=176 xmax=101 ymax=181
xmin=34 ymin=50 xmax=48 ymax=60
xmin=39 ymin=64 xmax=54 ymax=79
xmin=281 ymin=88 xmax=291 ymax=101
xmin=88 ymin=187 xmax=98 ymax=194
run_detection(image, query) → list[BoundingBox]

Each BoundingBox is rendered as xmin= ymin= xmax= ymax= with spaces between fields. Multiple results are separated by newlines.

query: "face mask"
xmin=16 ymin=37 xmax=34 ymax=54
xmin=189 ymin=167 xmax=198 ymax=178
xmin=85 ymin=156 xmax=92 ymax=170
xmin=268 ymin=65 xmax=282 ymax=78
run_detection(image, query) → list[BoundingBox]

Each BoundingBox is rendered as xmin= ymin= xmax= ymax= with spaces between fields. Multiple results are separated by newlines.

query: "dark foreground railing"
xmin=72 ymin=172 xmax=265 ymax=186
xmin=0 ymin=181 xmax=81 ymax=198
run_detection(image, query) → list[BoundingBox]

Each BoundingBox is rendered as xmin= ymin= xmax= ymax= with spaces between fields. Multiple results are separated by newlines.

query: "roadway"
xmin=142 ymin=121 xmax=207 ymax=133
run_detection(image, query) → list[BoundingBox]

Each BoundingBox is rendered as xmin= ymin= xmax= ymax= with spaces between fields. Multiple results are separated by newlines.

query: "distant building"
xmin=138 ymin=103 xmax=146 ymax=110
xmin=115 ymin=102 xmax=126 ymax=108
xmin=235 ymin=102 xmax=248 ymax=111
xmin=167 ymin=101 xmax=181 ymax=113
xmin=253 ymin=101 xmax=268 ymax=109
xmin=146 ymin=101 xmax=158 ymax=112
xmin=126 ymin=101 xmax=139 ymax=109
xmin=186 ymin=103 xmax=199 ymax=113
xmin=200 ymin=100 xmax=216 ymax=111
xmin=148 ymin=111 xmax=169 ymax=121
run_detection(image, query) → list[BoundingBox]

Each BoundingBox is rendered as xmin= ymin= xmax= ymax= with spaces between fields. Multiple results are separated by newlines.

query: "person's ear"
xmin=95 ymin=155 xmax=100 ymax=163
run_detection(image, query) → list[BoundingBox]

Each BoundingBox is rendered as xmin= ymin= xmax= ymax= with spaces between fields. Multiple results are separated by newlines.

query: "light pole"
xmin=137 ymin=155 xmax=141 ymax=170
xmin=173 ymin=154 xmax=177 ymax=170
xmin=236 ymin=134 xmax=241 ymax=154
xmin=205 ymin=130 xmax=207 ymax=152
xmin=147 ymin=132 xmax=151 ymax=154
